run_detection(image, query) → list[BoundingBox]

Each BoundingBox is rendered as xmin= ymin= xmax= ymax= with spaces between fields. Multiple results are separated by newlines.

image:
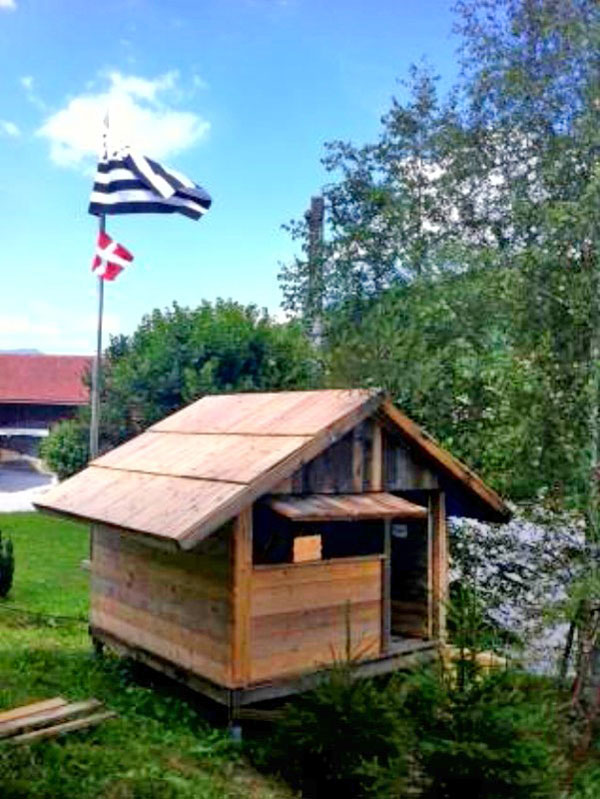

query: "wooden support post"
xmin=370 ymin=422 xmax=383 ymax=491
xmin=231 ymin=508 xmax=252 ymax=686
xmin=381 ymin=518 xmax=391 ymax=654
xmin=427 ymin=497 xmax=434 ymax=639
xmin=429 ymin=491 xmax=448 ymax=641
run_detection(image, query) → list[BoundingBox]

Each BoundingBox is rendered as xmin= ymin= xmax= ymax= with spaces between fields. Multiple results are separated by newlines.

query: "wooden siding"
xmin=384 ymin=431 xmax=439 ymax=491
xmin=275 ymin=418 xmax=439 ymax=496
xmin=380 ymin=401 xmax=510 ymax=521
xmin=91 ymin=524 xmax=235 ymax=687
xmin=277 ymin=420 xmax=381 ymax=495
xmin=248 ymin=557 xmax=382 ymax=683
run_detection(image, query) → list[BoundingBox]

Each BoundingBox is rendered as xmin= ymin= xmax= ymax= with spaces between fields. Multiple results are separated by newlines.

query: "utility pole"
xmin=305 ymin=195 xmax=325 ymax=348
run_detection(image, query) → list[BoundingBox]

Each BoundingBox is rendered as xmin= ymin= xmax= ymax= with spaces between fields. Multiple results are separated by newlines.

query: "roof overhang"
xmin=379 ymin=401 xmax=511 ymax=523
xmin=266 ymin=492 xmax=427 ymax=523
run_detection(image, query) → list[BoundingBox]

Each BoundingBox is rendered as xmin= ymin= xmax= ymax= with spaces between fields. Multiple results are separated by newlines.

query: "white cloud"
xmin=20 ymin=75 xmax=33 ymax=90
xmin=36 ymin=70 xmax=210 ymax=171
xmin=0 ymin=0 xmax=16 ymax=11
xmin=0 ymin=120 xmax=20 ymax=137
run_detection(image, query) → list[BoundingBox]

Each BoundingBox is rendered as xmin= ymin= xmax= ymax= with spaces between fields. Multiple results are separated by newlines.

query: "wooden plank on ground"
xmin=0 ymin=699 xmax=103 ymax=739
xmin=9 ymin=711 xmax=117 ymax=745
xmin=0 ymin=698 xmax=67 ymax=726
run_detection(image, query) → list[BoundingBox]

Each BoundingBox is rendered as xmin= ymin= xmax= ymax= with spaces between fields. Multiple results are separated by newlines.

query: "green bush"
xmin=39 ymin=418 xmax=89 ymax=480
xmin=256 ymin=664 xmax=565 ymax=799
xmin=390 ymin=668 xmax=565 ymax=799
xmin=571 ymin=764 xmax=600 ymax=799
xmin=0 ymin=528 xmax=14 ymax=598
xmin=253 ymin=664 xmax=414 ymax=798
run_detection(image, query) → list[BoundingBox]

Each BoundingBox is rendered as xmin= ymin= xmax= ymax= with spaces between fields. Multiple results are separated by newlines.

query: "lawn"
xmin=0 ymin=512 xmax=291 ymax=799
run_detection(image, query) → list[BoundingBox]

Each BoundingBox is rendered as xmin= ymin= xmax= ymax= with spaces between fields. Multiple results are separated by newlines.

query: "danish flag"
xmin=91 ymin=231 xmax=134 ymax=281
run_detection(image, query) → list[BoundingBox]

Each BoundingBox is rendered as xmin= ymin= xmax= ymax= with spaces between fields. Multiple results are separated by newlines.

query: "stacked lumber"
xmin=0 ymin=697 xmax=116 ymax=744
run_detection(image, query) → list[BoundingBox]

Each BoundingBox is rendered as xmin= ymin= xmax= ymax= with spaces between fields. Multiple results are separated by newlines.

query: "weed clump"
xmin=0 ymin=528 xmax=14 ymax=598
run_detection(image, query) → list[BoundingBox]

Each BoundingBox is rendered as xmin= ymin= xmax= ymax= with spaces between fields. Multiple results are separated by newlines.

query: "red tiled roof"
xmin=0 ymin=354 xmax=92 ymax=405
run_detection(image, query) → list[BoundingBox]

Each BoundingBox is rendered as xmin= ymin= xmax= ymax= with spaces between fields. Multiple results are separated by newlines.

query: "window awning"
xmin=266 ymin=493 xmax=427 ymax=522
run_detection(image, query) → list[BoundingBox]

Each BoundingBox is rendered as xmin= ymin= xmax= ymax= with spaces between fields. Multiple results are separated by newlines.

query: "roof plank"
xmin=151 ymin=389 xmax=376 ymax=436
xmin=267 ymin=493 xmax=427 ymax=522
xmin=35 ymin=468 xmax=244 ymax=544
xmin=94 ymin=432 xmax=312 ymax=484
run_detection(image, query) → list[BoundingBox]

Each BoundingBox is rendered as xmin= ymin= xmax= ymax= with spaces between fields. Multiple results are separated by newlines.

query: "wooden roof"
xmin=267 ymin=493 xmax=427 ymax=522
xmin=35 ymin=388 xmax=510 ymax=550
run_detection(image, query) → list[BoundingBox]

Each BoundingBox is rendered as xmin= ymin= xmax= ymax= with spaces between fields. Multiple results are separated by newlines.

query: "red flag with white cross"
xmin=91 ymin=231 xmax=134 ymax=281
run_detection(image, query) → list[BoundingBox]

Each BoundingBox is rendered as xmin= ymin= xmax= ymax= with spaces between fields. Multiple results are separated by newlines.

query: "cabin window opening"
xmin=252 ymin=503 xmax=385 ymax=565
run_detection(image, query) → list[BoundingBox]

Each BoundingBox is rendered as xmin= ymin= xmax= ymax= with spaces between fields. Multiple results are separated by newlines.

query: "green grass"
xmin=0 ymin=513 xmax=291 ymax=799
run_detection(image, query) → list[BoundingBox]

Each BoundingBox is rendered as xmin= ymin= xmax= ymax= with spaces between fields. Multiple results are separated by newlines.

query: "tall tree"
xmin=281 ymin=0 xmax=600 ymax=726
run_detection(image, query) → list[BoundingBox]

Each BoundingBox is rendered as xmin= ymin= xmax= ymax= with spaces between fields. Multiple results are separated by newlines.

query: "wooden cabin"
xmin=36 ymin=389 xmax=510 ymax=708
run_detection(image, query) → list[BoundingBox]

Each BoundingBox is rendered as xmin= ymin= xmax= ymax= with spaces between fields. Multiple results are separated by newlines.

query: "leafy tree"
xmin=42 ymin=299 xmax=315 ymax=477
xmin=98 ymin=300 xmax=315 ymax=447
xmin=281 ymin=0 xmax=600 ymax=739
xmin=282 ymin=0 xmax=598 ymax=498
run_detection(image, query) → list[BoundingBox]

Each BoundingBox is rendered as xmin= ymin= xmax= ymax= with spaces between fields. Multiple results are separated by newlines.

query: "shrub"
xmin=253 ymin=664 xmax=414 ymax=798
xmin=393 ymin=667 xmax=566 ymax=799
xmin=40 ymin=418 xmax=89 ymax=479
xmin=256 ymin=663 xmax=566 ymax=799
xmin=0 ymin=529 xmax=14 ymax=598
xmin=571 ymin=764 xmax=600 ymax=799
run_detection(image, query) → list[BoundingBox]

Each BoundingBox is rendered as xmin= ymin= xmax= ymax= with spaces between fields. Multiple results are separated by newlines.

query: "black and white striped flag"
xmin=89 ymin=148 xmax=212 ymax=221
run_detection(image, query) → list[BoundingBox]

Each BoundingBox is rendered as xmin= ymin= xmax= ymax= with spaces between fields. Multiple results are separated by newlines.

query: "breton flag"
xmin=91 ymin=231 xmax=134 ymax=281
xmin=89 ymin=146 xmax=212 ymax=221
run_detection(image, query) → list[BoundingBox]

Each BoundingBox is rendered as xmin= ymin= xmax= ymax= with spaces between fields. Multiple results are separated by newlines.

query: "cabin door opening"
xmin=387 ymin=518 xmax=429 ymax=643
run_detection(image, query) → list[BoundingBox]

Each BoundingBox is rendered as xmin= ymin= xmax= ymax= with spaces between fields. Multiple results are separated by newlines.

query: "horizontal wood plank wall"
xmin=249 ymin=557 xmax=382 ymax=683
xmin=91 ymin=523 xmax=234 ymax=687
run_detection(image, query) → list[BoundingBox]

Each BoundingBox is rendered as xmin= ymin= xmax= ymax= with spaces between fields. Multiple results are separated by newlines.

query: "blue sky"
xmin=0 ymin=0 xmax=459 ymax=354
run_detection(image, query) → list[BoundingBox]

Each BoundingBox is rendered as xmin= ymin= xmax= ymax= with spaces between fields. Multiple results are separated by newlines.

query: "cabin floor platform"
xmin=90 ymin=626 xmax=438 ymax=711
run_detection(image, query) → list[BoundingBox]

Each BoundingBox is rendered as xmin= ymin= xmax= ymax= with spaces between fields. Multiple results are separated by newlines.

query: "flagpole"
xmin=89 ymin=215 xmax=105 ymax=460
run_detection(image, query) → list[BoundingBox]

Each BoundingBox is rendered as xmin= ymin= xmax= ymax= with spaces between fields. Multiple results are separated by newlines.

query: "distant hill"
xmin=0 ymin=349 xmax=42 ymax=355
